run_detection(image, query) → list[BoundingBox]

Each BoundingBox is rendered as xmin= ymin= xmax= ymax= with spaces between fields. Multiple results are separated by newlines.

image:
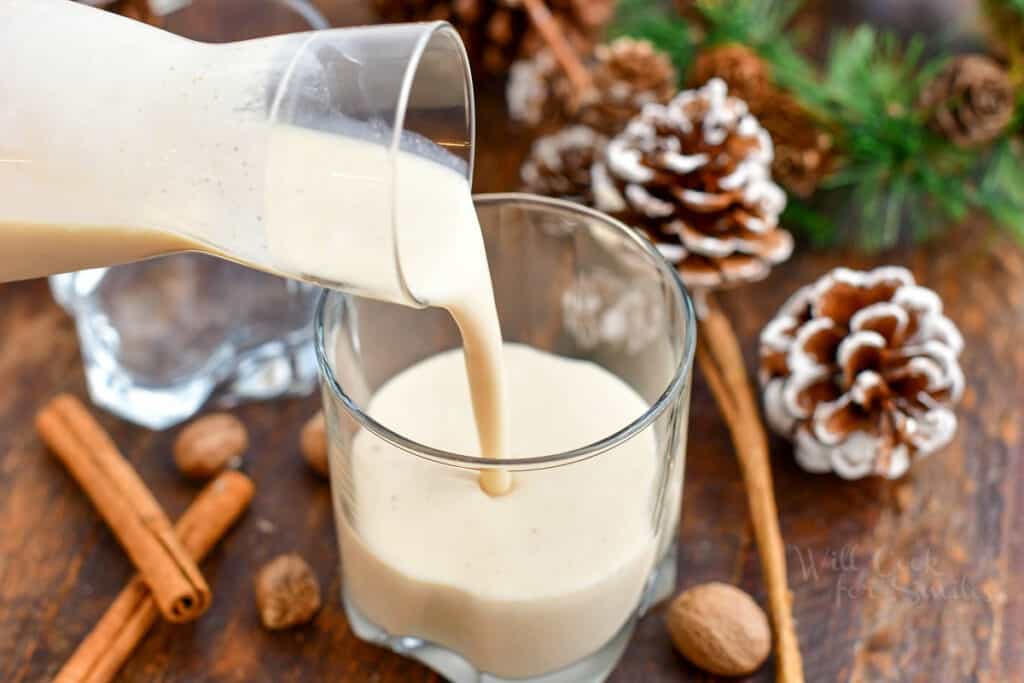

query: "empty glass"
xmin=316 ymin=195 xmax=696 ymax=682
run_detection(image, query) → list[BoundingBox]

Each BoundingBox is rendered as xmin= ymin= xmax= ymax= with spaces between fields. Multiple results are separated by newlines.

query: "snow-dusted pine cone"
xmin=690 ymin=43 xmax=771 ymax=110
xmin=759 ymin=266 xmax=964 ymax=480
xmin=754 ymin=91 xmax=834 ymax=198
xmin=592 ymin=78 xmax=791 ymax=291
xmin=690 ymin=46 xmax=833 ymax=198
xmin=507 ymin=50 xmax=563 ymax=126
xmin=374 ymin=0 xmax=614 ymax=77
xmin=520 ymin=125 xmax=606 ymax=200
xmin=561 ymin=267 xmax=664 ymax=353
xmin=507 ymin=38 xmax=676 ymax=131
xmin=575 ymin=38 xmax=678 ymax=135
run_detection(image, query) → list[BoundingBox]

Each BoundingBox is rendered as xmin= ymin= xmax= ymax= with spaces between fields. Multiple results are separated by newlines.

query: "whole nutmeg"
xmin=666 ymin=582 xmax=771 ymax=677
xmin=173 ymin=413 xmax=248 ymax=479
xmin=254 ymin=553 xmax=322 ymax=630
xmin=300 ymin=411 xmax=328 ymax=477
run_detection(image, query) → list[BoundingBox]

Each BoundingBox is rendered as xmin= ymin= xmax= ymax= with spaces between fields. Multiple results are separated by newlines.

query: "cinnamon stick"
xmin=520 ymin=0 xmax=594 ymax=96
xmin=35 ymin=394 xmax=210 ymax=623
xmin=55 ymin=471 xmax=255 ymax=683
xmin=696 ymin=295 xmax=804 ymax=683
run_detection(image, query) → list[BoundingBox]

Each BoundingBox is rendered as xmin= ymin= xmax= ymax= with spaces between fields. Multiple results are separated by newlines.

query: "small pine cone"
xmin=919 ymin=54 xmax=1014 ymax=148
xmin=374 ymin=0 xmax=614 ymax=78
xmin=507 ymin=38 xmax=676 ymax=133
xmin=592 ymin=78 xmax=791 ymax=292
xmin=576 ymin=38 xmax=678 ymax=135
xmin=561 ymin=268 xmax=664 ymax=352
xmin=754 ymin=90 xmax=834 ymax=198
xmin=690 ymin=44 xmax=772 ymax=110
xmin=690 ymin=46 xmax=833 ymax=197
xmin=520 ymin=125 xmax=606 ymax=200
xmin=759 ymin=266 xmax=964 ymax=479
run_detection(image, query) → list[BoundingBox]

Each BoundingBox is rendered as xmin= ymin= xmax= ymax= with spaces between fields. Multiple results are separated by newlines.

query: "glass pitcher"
xmin=0 ymin=0 xmax=475 ymax=427
xmin=0 ymin=0 xmax=475 ymax=307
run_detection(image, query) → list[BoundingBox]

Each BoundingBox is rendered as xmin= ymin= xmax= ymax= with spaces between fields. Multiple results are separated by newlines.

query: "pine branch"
xmin=693 ymin=0 xmax=819 ymax=100
xmin=605 ymin=3 xmax=1024 ymax=250
xmin=610 ymin=0 xmax=694 ymax=79
xmin=804 ymin=28 xmax=978 ymax=248
xmin=976 ymin=138 xmax=1024 ymax=238
xmin=780 ymin=199 xmax=835 ymax=247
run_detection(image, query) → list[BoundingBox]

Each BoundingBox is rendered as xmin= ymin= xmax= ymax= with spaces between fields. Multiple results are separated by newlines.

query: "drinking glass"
xmin=316 ymin=194 xmax=696 ymax=683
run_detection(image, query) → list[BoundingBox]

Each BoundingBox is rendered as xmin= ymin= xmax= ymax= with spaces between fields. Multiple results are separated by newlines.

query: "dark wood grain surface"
xmin=2 ymin=3 xmax=1023 ymax=682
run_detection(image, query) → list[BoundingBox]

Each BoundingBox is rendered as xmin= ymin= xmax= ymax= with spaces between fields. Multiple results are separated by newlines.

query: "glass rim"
xmin=271 ymin=21 xmax=473 ymax=308
xmin=390 ymin=21 xmax=475 ymax=308
xmin=314 ymin=193 xmax=698 ymax=471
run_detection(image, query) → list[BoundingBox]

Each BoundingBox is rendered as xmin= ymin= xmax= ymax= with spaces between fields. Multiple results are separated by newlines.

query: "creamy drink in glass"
xmin=317 ymin=195 xmax=696 ymax=682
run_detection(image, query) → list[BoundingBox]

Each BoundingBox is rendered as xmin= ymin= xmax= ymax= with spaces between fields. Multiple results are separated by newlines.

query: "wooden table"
xmin=3 ymin=4 xmax=1023 ymax=682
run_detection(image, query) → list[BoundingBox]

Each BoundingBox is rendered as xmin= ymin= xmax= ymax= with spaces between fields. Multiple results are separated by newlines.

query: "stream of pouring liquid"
xmin=267 ymin=128 xmax=514 ymax=495
xmin=0 ymin=117 xmax=510 ymax=492
xmin=0 ymin=1 xmax=507 ymax=488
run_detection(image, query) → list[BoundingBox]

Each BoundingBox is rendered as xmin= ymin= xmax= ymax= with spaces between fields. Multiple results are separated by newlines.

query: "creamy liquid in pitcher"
xmin=0 ymin=223 xmax=196 ymax=283
xmin=265 ymin=128 xmax=512 ymax=493
xmin=1 ymin=119 xmax=511 ymax=492
xmin=2 ymin=0 xmax=511 ymax=489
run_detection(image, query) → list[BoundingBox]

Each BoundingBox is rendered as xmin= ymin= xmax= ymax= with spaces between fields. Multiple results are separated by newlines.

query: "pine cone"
xmin=690 ymin=44 xmax=771 ymax=110
xmin=592 ymin=78 xmax=791 ymax=291
xmin=754 ymin=90 xmax=834 ymax=198
xmin=374 ymin=0 xmax=614 ymax=77
xmin=507 ymin=38 xmax=677 ymax=133
xmin=759 ymin=266 xmax=964 ymax=479
xmin=691 ymin=46 xmax=833 ymax=197
xmin=520 ymin=125 xmax=606 ymax=200
xmin=507 ymin=50 xmax=563 ymax=126
xmin=576 ymin=38 xmax=678 ymax=135
xmin=919 ymin=54 xmax=1014 ymax=148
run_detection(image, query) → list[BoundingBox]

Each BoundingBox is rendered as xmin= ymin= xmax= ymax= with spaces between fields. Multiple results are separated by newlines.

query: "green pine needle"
xmin=694 ymin=0 xmax=800 ymax=45
xmin=605 ymin=2 xmax=1024 ymax=250
xmin=976 ymin=139 xmax=1024 ymax=238
xmin=780 ymin=200 xmax=835 ymax=247
xmin=813 ymin=28 xmax=976 ymax=248
xmin=692 ymin=0 xmax=818 ymax=99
